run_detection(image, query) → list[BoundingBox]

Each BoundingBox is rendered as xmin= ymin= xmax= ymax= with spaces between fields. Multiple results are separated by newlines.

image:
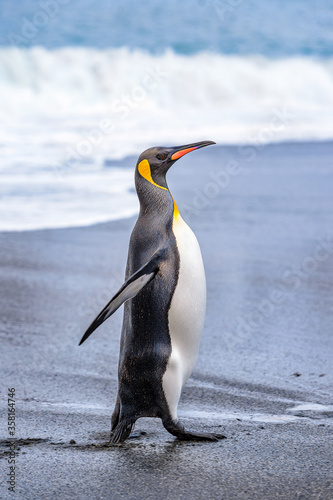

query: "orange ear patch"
xmin=138 ymin=159 xmax=180 ymax=219
xmin=138 ymin=159 xmax=168 ymax=191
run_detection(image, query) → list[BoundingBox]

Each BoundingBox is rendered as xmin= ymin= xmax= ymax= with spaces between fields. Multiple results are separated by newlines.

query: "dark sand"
xmin=0 ymin=142 xmax=332 ymax=499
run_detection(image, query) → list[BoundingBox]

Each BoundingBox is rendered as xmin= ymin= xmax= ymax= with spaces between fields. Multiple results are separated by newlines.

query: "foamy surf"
xmin=0 ymin=166 xmax=139 ymax=231
xmin=1 ymin=46 xmax=333 ymax=230
xmin=1 ymin=46 xmax=333 ymax=147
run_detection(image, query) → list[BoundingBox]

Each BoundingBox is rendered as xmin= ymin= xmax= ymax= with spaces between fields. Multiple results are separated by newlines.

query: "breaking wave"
xmin=1 ymin=46 xmax=332 ymax=230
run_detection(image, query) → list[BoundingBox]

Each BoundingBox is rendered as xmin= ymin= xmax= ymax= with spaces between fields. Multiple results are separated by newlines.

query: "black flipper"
xmin=79 ymin=248 xmax=167 ymax=345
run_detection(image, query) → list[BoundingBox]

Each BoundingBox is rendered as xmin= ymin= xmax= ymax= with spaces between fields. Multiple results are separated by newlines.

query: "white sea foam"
xmin=0 ymin=47 xmax=332 ymax=230
xmin=1 ymin=46 xmax=333 ymax=146
xmin=0 ymin=166 xmax=139 ymax=231
xmin=287 ymin=403 xmax=333 ymax=412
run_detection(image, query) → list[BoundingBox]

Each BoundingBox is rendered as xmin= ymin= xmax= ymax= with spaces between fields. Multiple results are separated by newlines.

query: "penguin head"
xmin=135 ymin=140 xmax=216 ymax=191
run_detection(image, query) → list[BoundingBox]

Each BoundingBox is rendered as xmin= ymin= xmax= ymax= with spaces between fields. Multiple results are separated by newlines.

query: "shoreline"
xmin=2 ymin=140 xmax=333 ymax=234
xmin=0 ymin=141 xmax=332 ymax=499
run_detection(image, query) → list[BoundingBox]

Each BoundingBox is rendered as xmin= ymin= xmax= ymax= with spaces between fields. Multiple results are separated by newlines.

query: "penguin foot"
xmin=162 ymin=418 xmax=226 ymax=442
xmin=127 ymin=430 xmax=147 ymax=440
xmin=176 ymin=430 xmax=226 ymax=442
xmin=109 ymin=419 xmax=134 ymax=444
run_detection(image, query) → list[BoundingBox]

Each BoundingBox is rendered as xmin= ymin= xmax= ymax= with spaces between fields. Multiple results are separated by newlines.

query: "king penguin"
xmin=79 ymin=140 xmax=225 ymax=443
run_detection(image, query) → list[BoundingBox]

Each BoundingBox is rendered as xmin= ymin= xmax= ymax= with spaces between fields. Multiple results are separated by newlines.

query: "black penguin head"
xmin=136 ymin=140 xmax=216 ymax=190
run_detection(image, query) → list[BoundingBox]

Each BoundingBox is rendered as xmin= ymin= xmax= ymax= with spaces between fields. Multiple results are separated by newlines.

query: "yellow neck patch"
xmin=138 ymin=158 xmax=180 ymax=219
xmin=172 ymin=196 xmax=180 ymax=219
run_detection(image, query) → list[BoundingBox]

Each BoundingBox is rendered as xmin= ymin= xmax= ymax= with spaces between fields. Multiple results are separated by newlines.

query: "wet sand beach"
xmin=0 ymin=142 xmax=332 ymax=499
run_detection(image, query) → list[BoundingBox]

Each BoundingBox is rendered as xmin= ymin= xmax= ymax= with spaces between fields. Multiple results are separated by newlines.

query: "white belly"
xmin=162 ymin=215 xmax=206 ymax=420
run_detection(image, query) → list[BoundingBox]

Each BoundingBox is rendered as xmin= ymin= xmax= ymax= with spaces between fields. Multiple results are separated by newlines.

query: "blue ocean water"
xmin=0 ymin=0 xmax=332 ymax=230
xmin=1 ymin=0 xmax=333 ymax=57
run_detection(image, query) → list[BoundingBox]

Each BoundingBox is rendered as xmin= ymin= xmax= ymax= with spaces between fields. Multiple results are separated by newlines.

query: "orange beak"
xmin=170 ymin=141 xmax=216 ymax=161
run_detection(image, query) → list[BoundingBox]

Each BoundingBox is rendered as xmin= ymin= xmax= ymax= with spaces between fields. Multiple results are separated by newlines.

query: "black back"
xmin=117 ymin=147 xmax=180 ymax=420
